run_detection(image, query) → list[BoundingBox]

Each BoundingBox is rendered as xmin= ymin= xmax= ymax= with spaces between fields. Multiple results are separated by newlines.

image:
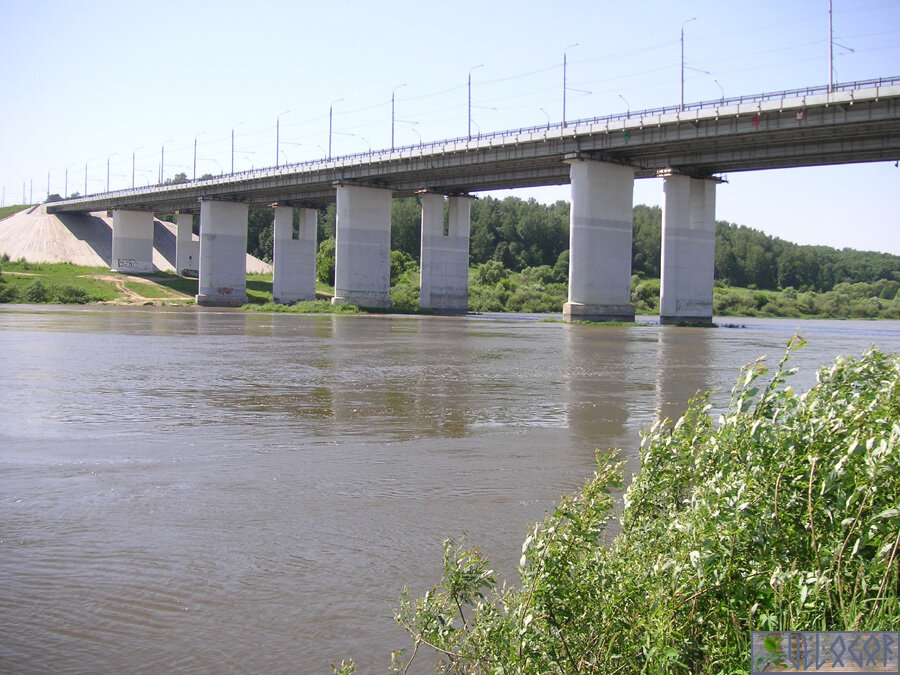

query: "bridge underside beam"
xmin=420 ymin=194 xmax=471 ymax=313
xmin=197 ymin=200 xmax=249 ymax=307
xmin=273 ymin=206 xmax=317 ymax=304
xmin=660 ymin=175 xmax=717 ymax=325
xmin=563 ymin=159 xmax=636 ymax=323
xmin=333 ymin=185 xmax=392 ymax=309
xmin=111 ymin=210 xmax=154 ymax=274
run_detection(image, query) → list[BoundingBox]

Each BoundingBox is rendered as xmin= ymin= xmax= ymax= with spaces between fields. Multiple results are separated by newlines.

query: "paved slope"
xmin=0 ymin=205 xmax=272 ymax=274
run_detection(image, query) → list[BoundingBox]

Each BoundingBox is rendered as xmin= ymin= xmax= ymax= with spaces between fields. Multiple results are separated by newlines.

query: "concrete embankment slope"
xmin=0 ymin=205 xmax=272 ymax=273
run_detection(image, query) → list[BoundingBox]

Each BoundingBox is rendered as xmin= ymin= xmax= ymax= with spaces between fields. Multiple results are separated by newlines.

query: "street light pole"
xmin=84 ymin=159 xmax=93 ymax=196
xmin=563 ymin=43 xmax=579 ymax=127
xmin=681 ymin=17 xmax=697 ymax=111
xmin=468 ymin=64 xmax=484 ymax=141
xmin=231 ymin=122 xmax=244 ymax=174
xmin=618 ymin=94 xmax=630 ymax=117
xmin=193 ymin=132 xmax=206 ymax=180
xmin=539 ymin=107 xmax=550 ymax=128
xmin=276 ymin=111 xmax=290 ymax=168
xmin=328 ymin=99 xmax=343 ymax=159
xmin=392 ymin=84 xmax=406 ymax=151
xmin=132 ymin=147 xmax=142 ymax=189
xmin=106 ymin=153 xmax=119 ymax=192
xmin=829 ymin=0 xmax=834 ymax=92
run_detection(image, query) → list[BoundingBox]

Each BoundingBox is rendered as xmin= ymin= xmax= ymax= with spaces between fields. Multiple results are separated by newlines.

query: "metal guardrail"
xmin=51 ymin=76 xmax=900 ymax=208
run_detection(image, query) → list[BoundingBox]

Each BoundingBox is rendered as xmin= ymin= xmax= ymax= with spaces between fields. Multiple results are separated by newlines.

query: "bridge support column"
xmin=273 ymin=206 xmax=317 ymax=304
xmin=111 ymin=210 xmax=154 ymax=274
xmin=175 ymin=212 xmax=199 ymax=276
xmin=332 ymin=185 xmax=392 ymax=309
xmin=563 ymin=160 xmax=636 ymax=322
xmin=197 ymin=199 xmax=249 ymax=307
xmin=420 ymin=194 xmax=471 ymax=313
xmin=660 ymin=175 xmax=716 ymax=325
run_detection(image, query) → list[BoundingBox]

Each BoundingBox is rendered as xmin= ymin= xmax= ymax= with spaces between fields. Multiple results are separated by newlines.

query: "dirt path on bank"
xmin=86 ymin=274 xmax=193 ymax=305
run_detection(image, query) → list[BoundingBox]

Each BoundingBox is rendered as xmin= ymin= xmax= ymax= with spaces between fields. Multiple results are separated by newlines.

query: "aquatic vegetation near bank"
xmin=376 ymin=339 xmax=899 ymax=674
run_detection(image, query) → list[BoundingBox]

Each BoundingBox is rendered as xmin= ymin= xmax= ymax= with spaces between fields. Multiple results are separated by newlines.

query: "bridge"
xmin=47 ymin=77 xmax=900 ymax=322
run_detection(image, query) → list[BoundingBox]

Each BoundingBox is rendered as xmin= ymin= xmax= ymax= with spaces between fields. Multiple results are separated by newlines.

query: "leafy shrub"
xmin=316 ymin=238 xmax=336 ymax=285
xmin=23 ymin=279 xmax=50 ymax=303
xmin=475 ymin=261 xmax=509 ymax=285
xmin=390 ymin=250 xmax=417 ymax=286
xmin=392 ymin=341 xmax=900 ymax=673
xmin=552 ymin=250 xmax=569 ymax=283
xmin=0 ymin=282 xmax=17 ymax=303
xmin=390 ymin=281 xmax=419 ymax=312
xmin=52 ymin=283 xmax=92 ymax=304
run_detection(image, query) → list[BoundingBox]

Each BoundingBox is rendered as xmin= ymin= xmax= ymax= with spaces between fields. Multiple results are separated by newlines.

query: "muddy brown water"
xmin=2 ymin=305 xmax=898 ymax=673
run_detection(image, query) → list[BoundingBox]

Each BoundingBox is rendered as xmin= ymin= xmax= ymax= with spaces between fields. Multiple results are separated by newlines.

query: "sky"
xmin=1 ymin=0 xmax=898 ymax=253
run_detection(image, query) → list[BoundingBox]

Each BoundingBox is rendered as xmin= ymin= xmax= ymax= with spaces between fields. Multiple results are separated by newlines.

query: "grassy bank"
xmin=3 ymin=259 xmax=899 ymax=320
xmin=0 ymin=260 xmax=193 ymax=305
xmin=0 ymin=204 xmax=31 ymax=220
xmin=378 ymin=342 xmax=900 ymax=673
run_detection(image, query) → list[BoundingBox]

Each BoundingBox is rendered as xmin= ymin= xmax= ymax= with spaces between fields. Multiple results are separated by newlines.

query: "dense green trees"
xmin=243 ymin=194 xmax=898 ymax=296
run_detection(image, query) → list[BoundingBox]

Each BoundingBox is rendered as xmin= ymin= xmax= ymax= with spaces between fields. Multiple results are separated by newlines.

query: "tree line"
xmin=239 ymin=195 xmax=900 ymax=293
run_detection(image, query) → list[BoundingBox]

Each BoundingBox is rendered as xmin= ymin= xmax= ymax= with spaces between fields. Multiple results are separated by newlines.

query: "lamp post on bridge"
xmin=106 ymin=153 xmax=118 ymax=192
xmin=159 ymin=139 xmax=173 ymax=184
xmin=231 ymin=122 xmax=244 ymax=174
xmin=392 ymin=84 xmax=406 ymax=151
xmin=468 ymin=64 xmax=484 ymax=141
xmin=328 ymin=99 xmax=343 ymax=160
xmin=681 ymin=17 xmax=697 ymax=111
xmin=563 ymin=43 xmax=579 ymax=127
xmin=193 ymin=132 xmax=206 ymax=180
xmin=276 ymin=111 xmax=290 ymax=168
xmin=132 ymin=147 xmax=142 ymax=189
xmin=618 ymin=94 xmax=630 ymax=118
xmin=84 ymin=158 xmax=94 ymax=196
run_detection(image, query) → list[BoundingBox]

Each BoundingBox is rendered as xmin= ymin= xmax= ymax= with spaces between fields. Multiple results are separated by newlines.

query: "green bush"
xmin=316 ymin=238 xmax=336 ymax=285
xmin=52 ymin=283 xmax=92 ymax=304
xmin=476 ymin=261 xmax=509 ymax=286
xmin=390 ymin=281 xmax=419 ymax=312
xmin=390 ymin=250 xmax=418 ymax=286
xmin=391 ymin=341 xmax=900 ymax=673
xmin=23 ymin=279 xmax=50 ymax=303
xmin=0 ymin=282 xmax=18 ymax=303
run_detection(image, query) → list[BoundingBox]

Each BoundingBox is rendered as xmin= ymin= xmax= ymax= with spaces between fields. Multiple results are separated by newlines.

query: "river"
xmin=1 ymin=305 xmax=898 ymax=673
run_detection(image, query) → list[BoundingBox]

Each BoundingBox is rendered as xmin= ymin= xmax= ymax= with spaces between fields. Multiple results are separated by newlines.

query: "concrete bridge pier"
xmin=420 ymin=194 xmax=472 ymax=313
xmin=175 ymin=212 xmax=199 ymax=276
xmin=111 ymin=210 xmax=155 ymax=274
xmin=659 ymin=175 xmax=717 ymax=325
xmin=197 ymin=199 xmax=249 ymax=307
xmin=332 ymin=185 xmax=392 ymax=309
xmin=273 ymin=205 xmax=317 ymax=304
xmin=563 ymin=159 xmax=636 ymax=322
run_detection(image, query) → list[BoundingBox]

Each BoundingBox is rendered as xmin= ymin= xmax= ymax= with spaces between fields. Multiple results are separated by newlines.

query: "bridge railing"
xmin=51 ymin=76 xmax=900 ymax=207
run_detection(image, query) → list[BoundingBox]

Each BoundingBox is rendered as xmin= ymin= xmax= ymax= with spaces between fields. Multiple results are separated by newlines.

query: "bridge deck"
xmin=48 ymin=78 xmax=900 ymax=214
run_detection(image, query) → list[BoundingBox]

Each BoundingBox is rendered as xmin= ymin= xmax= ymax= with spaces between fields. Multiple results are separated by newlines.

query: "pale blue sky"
xmin=1 ymin=0 xmax=898 ymax=252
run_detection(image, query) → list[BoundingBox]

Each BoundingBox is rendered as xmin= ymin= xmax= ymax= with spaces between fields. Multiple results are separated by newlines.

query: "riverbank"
xmin=1 ymin=260 xmax=898 ymax=319
xmin=389 ymin=343 xmax=900 ymax=673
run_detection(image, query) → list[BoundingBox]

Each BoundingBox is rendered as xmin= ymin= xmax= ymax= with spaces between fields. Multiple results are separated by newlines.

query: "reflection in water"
xmin=562 ymin=326 xmax=633 ymax=450
xmin=2 ymin=306 xmax=899 ymax=673
xmin=655 ymin=327 xmax=712 ymax=424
